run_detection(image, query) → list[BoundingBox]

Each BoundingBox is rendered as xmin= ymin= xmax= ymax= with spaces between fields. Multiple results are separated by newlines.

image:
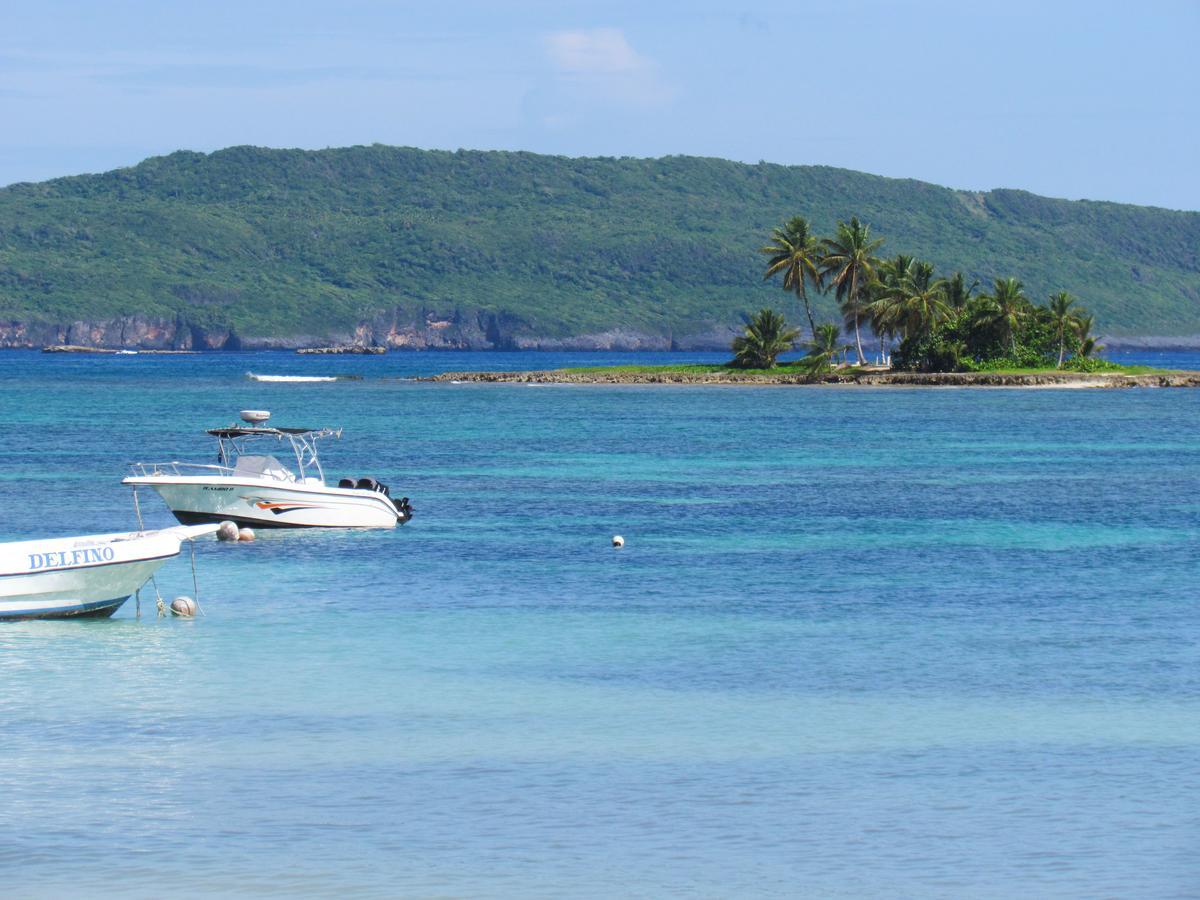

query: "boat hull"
xmin=124 ymin=477 xmax=403 ymax=528
xmin=0 ymin=525 xmax=217 ymax=620
xmin=2 ymin=595 xmax=130 ymax=620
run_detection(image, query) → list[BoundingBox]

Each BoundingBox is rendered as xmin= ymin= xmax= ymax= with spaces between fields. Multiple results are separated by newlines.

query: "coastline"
xmin=423 ymin=369 xmax=1200 ymax=388
xmin=17 ymin=330 xmax=1200 ymax=354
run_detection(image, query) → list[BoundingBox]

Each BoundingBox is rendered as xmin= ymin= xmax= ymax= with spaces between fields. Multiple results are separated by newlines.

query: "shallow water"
xmin=1 ymin=350 xmax=1198 ymax=898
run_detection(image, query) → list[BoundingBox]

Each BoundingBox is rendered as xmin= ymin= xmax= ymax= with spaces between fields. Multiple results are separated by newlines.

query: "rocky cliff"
xmin=0 ymin=315 xmax=240 ymax=350
xmin=0 ymin=308 xmax=740 ymax=351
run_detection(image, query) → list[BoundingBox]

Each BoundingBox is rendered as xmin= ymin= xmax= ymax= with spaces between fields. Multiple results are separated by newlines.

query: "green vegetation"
xmin=819 ymin=217 xmax=884 ymax=364
xmin=759 ymin=217 xmax=822 ymax=335
xmin=797 ymin=323 xmax=849 ymax=378
xmin=1048 ymin=291 xmax=1082 ymax=367
xmin=730 ymin=308 xmax=800 ymax=369
xmin=0 ymin=145 xmax=1198 ymax=343
xmin=751 ymin=213 xmax=1117 ymax=373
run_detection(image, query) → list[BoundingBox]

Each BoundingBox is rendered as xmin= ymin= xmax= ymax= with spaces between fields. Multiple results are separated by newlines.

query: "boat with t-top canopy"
xmin=123 ymin=411 xmax=412 ymax=529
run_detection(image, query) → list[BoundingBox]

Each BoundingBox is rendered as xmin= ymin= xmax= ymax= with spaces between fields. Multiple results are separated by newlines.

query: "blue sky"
xmin=2 ymin=0 xmax=1197 ymax=209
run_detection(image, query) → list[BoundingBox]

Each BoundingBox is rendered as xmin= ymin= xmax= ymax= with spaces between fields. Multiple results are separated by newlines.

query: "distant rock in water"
xmin=41 ymin=343 xmax=196 ymax=354
xmin=297 ymin=346 xmax=387 ymax=355
xmin=42 ymin=345 xmax=120 ymax=354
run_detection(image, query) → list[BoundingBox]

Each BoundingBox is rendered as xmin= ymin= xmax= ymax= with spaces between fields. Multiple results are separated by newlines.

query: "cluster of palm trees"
xmin=758 ymin=215 xmax=1098 ymax=371
xmin=868 ymin=267 xmax=1097 ymax=370
xmin=760 ymin=216 xmax=880 ymax=365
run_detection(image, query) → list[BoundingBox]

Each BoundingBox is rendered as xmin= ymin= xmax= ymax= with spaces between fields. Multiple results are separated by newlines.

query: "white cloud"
xmin=540 ymin=27 xmax=675 ymax=111
xmin=545 ymin=28 xmax=646 ymax=76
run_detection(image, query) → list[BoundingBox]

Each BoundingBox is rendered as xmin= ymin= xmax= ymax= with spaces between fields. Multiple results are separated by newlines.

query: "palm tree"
xmin=760 ymin=216 xmax=822 ymax=337
xmin=799 ymin=322 xmax=846 ymax=378
xmin=1048 ymin=291 xmax=1083 ymax=367
xmin=1075 ymin=314 xmax=1101 ymax=358
xmin=868 ymin=256 xmax=948 ymax=344
xmin=980 ymin=277 xmax=1029 ymax=354
xmin=938 ymin=338 xmax=969 ymax=372
xmin=866 ymin=255 xmax=913 ymax=357
xmin=730 ymin=308 xmax=800 ymax=369
xmin=877 ymin=254 xmax=915 ymax=290
xmin=909 ymin=260 xmax=936 ymax=292
xmin=820 ymin=217 xmax=884 ymax=365
xmin=866 ymin=291 xmax=900 ymax=361
xmin=899 ymin=277 xmax=950 ymax=339
xmin=938 ymin=271 xmax=979 ymax=309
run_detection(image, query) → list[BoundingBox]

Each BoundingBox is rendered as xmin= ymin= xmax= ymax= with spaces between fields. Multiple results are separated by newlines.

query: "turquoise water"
xmin=1 ymin=350 xmax=1198 ymax=898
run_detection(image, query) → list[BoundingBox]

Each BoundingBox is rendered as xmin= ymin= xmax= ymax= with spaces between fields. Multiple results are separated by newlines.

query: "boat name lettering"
xmin=202 ymin=486 xmax=234 ymax=492
xmin=27 ymin=546 xmax=116 ymax=571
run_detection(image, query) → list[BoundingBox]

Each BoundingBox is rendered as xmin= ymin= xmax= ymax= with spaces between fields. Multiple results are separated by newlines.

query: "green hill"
xmin=0 ymin=144 xmax=1197 ymax=348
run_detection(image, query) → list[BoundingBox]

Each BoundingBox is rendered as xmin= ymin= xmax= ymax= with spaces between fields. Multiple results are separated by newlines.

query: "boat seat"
xmin=338 ymin=478 xmax=354 ymax=488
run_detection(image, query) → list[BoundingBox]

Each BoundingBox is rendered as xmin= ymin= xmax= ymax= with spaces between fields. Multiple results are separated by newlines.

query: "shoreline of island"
xmin=421 ymin=368 xmax=1200 ymax=388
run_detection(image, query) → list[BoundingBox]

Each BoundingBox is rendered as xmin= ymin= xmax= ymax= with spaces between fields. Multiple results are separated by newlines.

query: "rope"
xmin=155 ymin=541 xmax=204 ymax=618
xmin=132 ymin=487 xmax=145 ymax=533
xmin=151 ymin=573 xmax=166 ymax=617
xmin=131 ymin=487 xmax=207 ymax=619
xmin=189 ymin=540 xmax=205 ymax=617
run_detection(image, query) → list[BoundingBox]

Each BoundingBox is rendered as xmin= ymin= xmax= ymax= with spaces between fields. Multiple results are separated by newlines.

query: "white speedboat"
xmin=123 ymin=411 xmax=412 ymax=529
xmin=247 ymin=373 xmax=340 ymax=383
xmin=0 ymin=524 xmax=218 ymax=620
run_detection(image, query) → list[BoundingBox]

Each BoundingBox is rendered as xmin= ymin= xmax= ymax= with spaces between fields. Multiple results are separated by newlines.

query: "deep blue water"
xmin=1 ymin=350 xmax=1199 ymax=898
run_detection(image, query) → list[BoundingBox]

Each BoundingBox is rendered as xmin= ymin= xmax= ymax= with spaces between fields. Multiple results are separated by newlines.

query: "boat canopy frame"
xmin=208 ymin=425 xmax=342 ymax=484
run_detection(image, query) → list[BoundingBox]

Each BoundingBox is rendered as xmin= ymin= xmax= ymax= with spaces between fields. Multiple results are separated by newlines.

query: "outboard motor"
xmin=338 ymin=478 xmax=354 ymax=489
xmin=393 ymin=496 xmax=414 ymax=523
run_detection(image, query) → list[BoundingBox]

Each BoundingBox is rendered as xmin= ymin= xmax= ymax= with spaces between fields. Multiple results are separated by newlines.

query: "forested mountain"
xmin=0 ymin=144 xmax=1196 ymax=349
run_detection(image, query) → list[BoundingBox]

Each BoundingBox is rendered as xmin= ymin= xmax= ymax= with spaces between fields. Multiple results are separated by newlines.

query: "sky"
xmin=1 ymin=0 xmax=1197 ymax=210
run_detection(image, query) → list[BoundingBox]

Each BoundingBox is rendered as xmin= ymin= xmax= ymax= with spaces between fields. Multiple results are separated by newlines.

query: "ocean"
xmin=1 ymin=349 xmax=1198 ymax=898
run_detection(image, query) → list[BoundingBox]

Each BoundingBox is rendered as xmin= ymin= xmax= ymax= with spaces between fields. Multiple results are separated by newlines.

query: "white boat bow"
xmin=0 ymin=524 xmax=218 ymax=620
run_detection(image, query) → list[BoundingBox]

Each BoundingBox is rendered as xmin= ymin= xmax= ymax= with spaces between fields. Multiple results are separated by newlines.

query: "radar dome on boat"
xmin=240 ymin=409 xmax=271 ymax=424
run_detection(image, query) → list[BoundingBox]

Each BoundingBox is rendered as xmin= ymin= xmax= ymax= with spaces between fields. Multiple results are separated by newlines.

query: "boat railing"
xmin=129 ymin=461 xmax=238 ymax=478
xmin=127 ymin=461 xmax=299 ymax=483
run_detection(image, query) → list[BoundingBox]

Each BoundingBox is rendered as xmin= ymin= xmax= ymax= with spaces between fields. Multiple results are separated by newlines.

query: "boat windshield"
xmin=232 ymin=455 xmax=295 ymax=482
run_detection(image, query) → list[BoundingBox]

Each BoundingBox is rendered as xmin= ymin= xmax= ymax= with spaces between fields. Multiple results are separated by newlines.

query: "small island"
xmin=423 ymin=366 xmax=1200 ymax=388
xmin=430 ymin=214 xmax=1199 ymax=388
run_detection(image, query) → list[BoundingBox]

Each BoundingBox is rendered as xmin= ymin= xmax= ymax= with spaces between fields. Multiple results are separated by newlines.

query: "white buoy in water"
xmin=238 ymin=527 xmax=256 ymax=542
xmin=612 ymin=535 xmax=625 ymax=548
xmin=216 ymin=520 xmax=239 ymax=541
xmin=170 ymin=596 xmax=198 ymax=617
